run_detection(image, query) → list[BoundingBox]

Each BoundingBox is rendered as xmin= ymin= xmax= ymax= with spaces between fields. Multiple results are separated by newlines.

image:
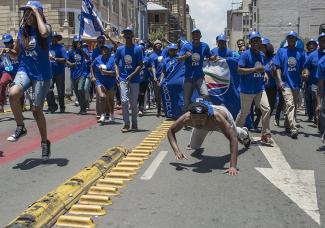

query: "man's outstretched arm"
xmin=167 ymin=114 xmax=189 ymax=160
xmin=214 ymin=113 xmax=239 ymax=175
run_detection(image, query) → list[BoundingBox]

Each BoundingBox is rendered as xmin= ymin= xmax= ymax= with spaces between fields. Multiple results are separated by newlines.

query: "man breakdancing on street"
xmin=167 ymin=100 xmax=251 ymax=176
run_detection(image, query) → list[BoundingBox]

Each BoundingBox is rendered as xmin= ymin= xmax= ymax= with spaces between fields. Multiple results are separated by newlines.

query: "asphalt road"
xmin=0 ymin=102 xmax=324 ymax=228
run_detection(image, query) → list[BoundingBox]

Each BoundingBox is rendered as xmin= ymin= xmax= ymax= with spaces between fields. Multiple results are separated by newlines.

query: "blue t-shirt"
xmin=140 ymin=56 xmax=153 ymax=83
xmin=163 ymin=55 xmax=179 ymax=76
xmin=162 ymin=48 xmax=169 ymax=58
xmin=91 ymin=46 xmax=103 ymax=61
xmin=274 ymin=47 xmax=306 ymax=89
xmin=264 ymin=57 xmax=277 ymax=89
xmin=17 ymin=27 xmax=52 ymax=81
xmin=115 ymin=44 xmax=143 ymax=83
xmin=50 ymin=43 xmax=67 ymax=76
xmin=180 ymin=42 xmax=211 ymax=80
xmin=238 ymin=49 xmax=266 ymax=94
xmin=316 ymin=55 xmax=325 ymax=93
xmin=150 ymin=51 xmax=164 ymax=80
xmin=304 ymin=49 xmax=325 ymax=87
xmin=68 ymin=49 xmax=87 ymax=80
xmin=211 ymin=47 xmax=233 ymax=58
xmin=83 ymin=48 xmax=91 ymax=78
xmin=93 ymin=55 xmax=116 ymax=89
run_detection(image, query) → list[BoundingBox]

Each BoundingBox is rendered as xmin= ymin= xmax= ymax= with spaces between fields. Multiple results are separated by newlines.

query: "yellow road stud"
xmin=88 ymin=186 xmax=120 ymax=196
xmin=56 ymin=215 xmax=95 ymax=228
xmin=97 ymin=178 xmax=125 ymax=188
xmin=122 ymin=157 xmax=144 ymax=163
xmin=138 ymin=143 xmax=155 ymax=148
xmin=69 ymin=204 xmax=106 ymax=216
xmin=117 ymin=161 xmax=141 ymax=168
xmin=106 ymin=172 xmax=133 ymax=180
xmin=111 ymin=166 xmax=137 ymax=174
xmin=79 ymin=195 xmax=112 ymax=206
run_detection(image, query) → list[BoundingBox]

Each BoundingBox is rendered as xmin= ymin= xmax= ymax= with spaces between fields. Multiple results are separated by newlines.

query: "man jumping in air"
xmin=167 ymin=100 xmax=251 ymax=176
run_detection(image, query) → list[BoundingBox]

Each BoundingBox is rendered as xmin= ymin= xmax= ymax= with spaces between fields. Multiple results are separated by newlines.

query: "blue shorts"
xmin=13 ymin=71 xmax=51 ymax=107
xmin=95 ymin=80 xmax=116 ymax=91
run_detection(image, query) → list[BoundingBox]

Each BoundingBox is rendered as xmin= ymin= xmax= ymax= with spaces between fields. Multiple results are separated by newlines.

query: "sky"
xmin=187 ymin=0 xmax=234 ymax=47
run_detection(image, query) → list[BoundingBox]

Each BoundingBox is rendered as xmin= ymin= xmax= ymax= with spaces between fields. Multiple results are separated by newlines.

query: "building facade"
xmin=0 ymin=0 xmax=148 ymax=43
xmin=226 ymin=0 xmax=325 ymax=50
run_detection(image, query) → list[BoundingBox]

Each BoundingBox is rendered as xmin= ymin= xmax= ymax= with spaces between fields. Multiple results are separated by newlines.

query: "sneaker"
xmin=145 ymin=104 xmax=149 ymax=110
xmin=241 ymin=127 xmax=251 ymax=148
xmin=131 ymin=124 xmax=138 ymax=132
xmin=274 ymin=118 xmax=280 ymax=126
xmin=79 ymin=109 xmax=87 ymax=115
xmin=321 ymin=132 xmax=325 ymax=144
xmin=290 ymin=129 xmax=299 ymax=139
xmin=74 ymin=101 xmax=79 ymax=106
xmin=41 ymin=140 xmax=51 ymax=161
xmin=138 ymin=111 xmax=143 ymax=117
xmin=121 ymin=124 xmax=130 ymax=133
xmin=7 ymin=125 xmax=27 ymax=142
xmin=60 ymin=108 xmax=65 ymax=113
xmin=98 ymin=114 xmax=105 ymax=123
xmin=50 ymin=106 xmax=58 ymax=113
xmin=261 ymin=134 xmax=274 ymax=145
xmin=108 ymin=115 xmax=115 ymax=122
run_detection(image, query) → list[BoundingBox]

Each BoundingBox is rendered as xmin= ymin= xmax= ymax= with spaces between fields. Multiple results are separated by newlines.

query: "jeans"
xmin=72 ymin=76 xmax=87 ymax=111
xmin=183 ymin=77 xmax=209 ymax=111
xmin=46 ymin=74 xmax=65 ymax=110
xmin=305 ymin=85 xmax=317 ymax=121
xmin=120 ymin=81 xmax=140 ymax=126
xmin=138 ymin=81 xmax=149 ymax=112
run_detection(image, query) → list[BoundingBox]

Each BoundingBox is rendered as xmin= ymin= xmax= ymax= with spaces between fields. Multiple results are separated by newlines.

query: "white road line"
xmin=253 ymin=137 xmax=320 ymax=226
xmin=141 ymin=151 xmax=168 ymax=180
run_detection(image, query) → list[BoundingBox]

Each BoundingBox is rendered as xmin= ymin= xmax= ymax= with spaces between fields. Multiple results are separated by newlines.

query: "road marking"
xmin=141 ymin=151 xmax=168 ymax=180
xmin=254 ymin=137 xmax=320 ymax=226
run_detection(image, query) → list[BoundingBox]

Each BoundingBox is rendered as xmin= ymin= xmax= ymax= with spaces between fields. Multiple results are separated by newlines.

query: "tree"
xmin=149 ymin=27 xmax=165 ymax=42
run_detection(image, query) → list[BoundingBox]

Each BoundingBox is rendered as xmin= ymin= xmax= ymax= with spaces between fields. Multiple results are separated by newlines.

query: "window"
xmin=68 ymin=12 xmax=75 ymax=28
xmin=155 ymin=14 xmax=159 ymax=23
xmin=113 ymin=0 xmax=119 ymax=13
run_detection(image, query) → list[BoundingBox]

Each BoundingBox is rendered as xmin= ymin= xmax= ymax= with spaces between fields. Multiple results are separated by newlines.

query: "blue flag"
xmin=160 ymin=62 xmax=186 ymax=119
xmin=79 ymin=0 xmax=104 ymax=38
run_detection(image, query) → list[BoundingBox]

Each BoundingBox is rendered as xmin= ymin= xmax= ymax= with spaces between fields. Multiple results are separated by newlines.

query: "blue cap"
xmin=73 ymin=35 xmax=82 ymax=42
xmin=318 ymin=33 xmax=325 ymax=40
xmin=97 ymin=35 xmax=105 ymax=40
xmin=307 ymin=38 xmax=317 ymax=45
xmin=52 ymin=32 xmax=62 ymax=41
xmin=19 ymin=1 xmax=43 ymax=12
xmin=122 ymin=27 xmax=134 ymax=33
xmin=249 ymin=31 xmax=261 ymax=40
xmin=168 ymin=43 xmax=178 ymax=50
xmin=103 ymin=44 xmax=113 ymax=50
xmin=216 ymin=34 xmax=226 ymax=41
xmin=2 ymin=34 xmax=13 ymax=43
xmin=286 ymin=31 xmax=298 ymax=38
xmin=192 ymin=28 xmax=201 ymax=34
xmin=261 ymin=37 xmax=270 ymax=45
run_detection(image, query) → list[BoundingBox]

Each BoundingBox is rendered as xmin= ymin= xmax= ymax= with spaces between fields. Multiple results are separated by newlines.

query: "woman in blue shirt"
xmin=0 ymin=1 xmax=52 ymax=160
xmin=91 ymin=44 xmax=117 ymax=124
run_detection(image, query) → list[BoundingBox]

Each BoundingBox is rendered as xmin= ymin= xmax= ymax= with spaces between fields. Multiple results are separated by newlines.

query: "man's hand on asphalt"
xmin=224 ymin=167 xmax=239 ymax=176
xmin=175 ymin=152 xmax=188 ymax=160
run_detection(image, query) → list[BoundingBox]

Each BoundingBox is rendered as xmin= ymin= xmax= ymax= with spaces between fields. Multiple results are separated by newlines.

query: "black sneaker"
xmin=7 ymin=125 xmax=27 ymax=142
xmin=131 ymin=124 xmax=138 ymax=132
xmin=121 ymin=125 xmax=130 ymax=133
xmin=290 ymin=129 xmax=299 ymax=139
xmin=41 ymin=140 xmax=51 ymax=161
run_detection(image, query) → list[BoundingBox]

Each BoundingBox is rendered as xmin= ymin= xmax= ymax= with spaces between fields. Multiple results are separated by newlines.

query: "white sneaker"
xmin=109 ymin=115 xmax=115 ymax=122
xmin=145 ymin=105 xmax=149 ymax=110
xmin=74 ymin=101 xmax=79 ymax=106
xmin=98 ymin=114 xmax=105 ymax=123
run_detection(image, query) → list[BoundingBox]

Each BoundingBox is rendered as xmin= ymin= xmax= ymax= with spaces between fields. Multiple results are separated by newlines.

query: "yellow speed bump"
xmin=131 ymin=149 xmax=152 ymax=154
xmin=111 ymin=166 xmax=137 ymax=174
xmin=122 ymin=157 xmax=144 ymax=163
xmin=79 ymin=195 xmax=112 ymax=206
xmin=127 ymin=153 xmax=149 ymax=160
xmin=117 ymin=161 xmax=141 ymax=168
xmin=96 ymin=178 xmax=125 ymax=188
xmin=106 ymin=172 xmax=133 ymax=181
xmin=138 ymin=144 xmax=156 ymax=148
xmin=145 ymin=136 xmax=163 ymax=140
xmin=88 ymin=186 xmax=120 ymax=196
xmin=56 ymin=215 xmax=95 ymax=228
xmin=142 ymin=139 xmax=160 ymax=145
xmin=69 ymin=204 xmax=106 ymax=216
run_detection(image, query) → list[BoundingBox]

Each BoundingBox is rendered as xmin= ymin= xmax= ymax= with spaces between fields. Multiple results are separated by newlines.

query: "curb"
xmin=6 ymin=146 xmax=129 ymax=228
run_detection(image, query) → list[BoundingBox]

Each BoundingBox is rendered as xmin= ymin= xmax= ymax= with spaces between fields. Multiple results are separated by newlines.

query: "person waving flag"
xmin=79 ymin=0 xmax=104 ymax=37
